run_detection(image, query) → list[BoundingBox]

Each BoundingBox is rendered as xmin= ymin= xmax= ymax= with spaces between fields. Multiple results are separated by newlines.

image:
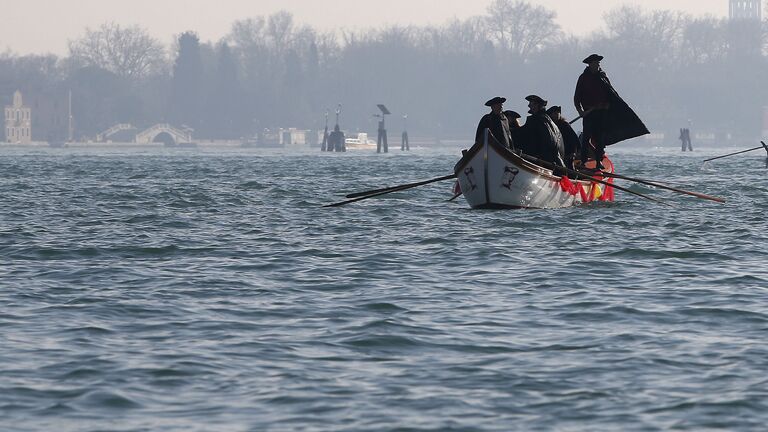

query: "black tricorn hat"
xmin=485 ymin=96 xmax=506 ymax=107
xmin=503 ymin=110 xmax=521 ymax=119
xmin=525 ymin=94 xmax=547 ymax=106
xmin=583 ymin=53 xmax=604 ymax=64
xmin=545 ymin=105 xmax=561 ymax=116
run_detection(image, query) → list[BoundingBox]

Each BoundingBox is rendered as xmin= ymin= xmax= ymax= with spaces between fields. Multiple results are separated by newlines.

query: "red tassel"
xmin=559 ymin=176 xmax=578 ymax=195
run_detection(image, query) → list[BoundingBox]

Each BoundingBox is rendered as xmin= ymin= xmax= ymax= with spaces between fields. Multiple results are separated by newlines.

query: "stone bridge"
xmin=135 ymin=124 xmax=193 ymax=145
xmin=96 ymin=123 xmax=135 ymax=142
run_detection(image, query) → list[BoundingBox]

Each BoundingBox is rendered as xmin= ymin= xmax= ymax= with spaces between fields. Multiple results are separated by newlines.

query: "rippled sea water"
xmin=1 ymin=144 xmax=767 ymax=431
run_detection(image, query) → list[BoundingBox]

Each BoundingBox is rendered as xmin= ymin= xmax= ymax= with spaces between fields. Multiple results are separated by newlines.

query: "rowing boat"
xmin=453 ymin=130 xmax=614 ymax=209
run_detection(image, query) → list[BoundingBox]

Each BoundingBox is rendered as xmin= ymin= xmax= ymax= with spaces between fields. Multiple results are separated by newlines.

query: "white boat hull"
xmin=454 ymin=133 xmax=599 ymax=209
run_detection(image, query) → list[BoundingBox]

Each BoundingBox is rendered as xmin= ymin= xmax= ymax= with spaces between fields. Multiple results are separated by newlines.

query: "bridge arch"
xmin=153 ymin=132 xmax=176 ymax=146
xmin=135 ymin=124 xmax=193 ymax=145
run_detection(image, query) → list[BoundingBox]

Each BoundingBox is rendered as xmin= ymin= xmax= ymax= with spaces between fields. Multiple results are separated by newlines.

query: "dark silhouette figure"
xmin=546 ymin=105 xmax=579 ymax=171
xmin=519 ymin=95 xmax=566 ymax=173
xmin=574 ymin=54 xmax=649 ymax=169
xmin=475 ymin=97 xmax=512 ymax=148
xmin=503 ymin=110 xmax=522 ymax=151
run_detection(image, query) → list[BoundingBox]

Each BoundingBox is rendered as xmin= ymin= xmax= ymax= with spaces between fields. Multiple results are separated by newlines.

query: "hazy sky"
xmin=1 ymin=0 xmax=732 ymax=55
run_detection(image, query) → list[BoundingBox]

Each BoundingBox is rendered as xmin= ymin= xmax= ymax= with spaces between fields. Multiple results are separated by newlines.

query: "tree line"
xmin=2 ymin=0 xmax=767 ymax=142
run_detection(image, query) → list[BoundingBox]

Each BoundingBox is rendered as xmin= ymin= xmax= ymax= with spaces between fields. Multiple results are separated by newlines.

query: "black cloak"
xmin=588 ymin=68 xmax=650 ymax=145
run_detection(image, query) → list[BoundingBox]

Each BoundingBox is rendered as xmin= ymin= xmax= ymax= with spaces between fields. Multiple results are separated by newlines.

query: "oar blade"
xmin=595 ymin=171 xmax=726 ymax=204
xmin=344 ymin=174 xmax=457 ymax=199
xmin=702 ymin=146 xmax=764 ymax=162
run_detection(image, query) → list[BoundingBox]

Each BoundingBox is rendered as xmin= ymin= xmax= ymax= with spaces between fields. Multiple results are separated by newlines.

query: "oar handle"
xmin=568 ymin=108 xmax=596 ymax=125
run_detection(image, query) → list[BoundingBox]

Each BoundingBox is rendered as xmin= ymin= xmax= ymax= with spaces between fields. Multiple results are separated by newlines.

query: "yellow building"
xmin=5 ymin=90 xmax=32 ymax=144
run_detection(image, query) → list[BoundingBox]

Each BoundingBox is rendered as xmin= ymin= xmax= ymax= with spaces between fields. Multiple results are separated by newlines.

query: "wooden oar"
xmin=581 ymin=169 xmax=725 ymax=204
xmin=325 ymin=174 xmax=457 ymax=207
xmin=519 ymin=154 xmax=674 ymax=207
xmin=568 ymin=108 xmax=595 ymax=125
xmin=344 ymin=174 xmax=457 ymax=199
xmin=702 ymin=145 xmax=764 ymax=162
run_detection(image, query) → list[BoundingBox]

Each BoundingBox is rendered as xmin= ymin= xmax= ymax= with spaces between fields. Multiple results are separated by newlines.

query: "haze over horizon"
xmin=2 ymin=0 xmax=731 ymax=55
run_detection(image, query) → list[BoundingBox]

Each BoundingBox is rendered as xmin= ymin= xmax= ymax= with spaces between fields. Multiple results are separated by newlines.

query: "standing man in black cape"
xmin=574 ymin=54 xmax=649 ymax=169
xmin=475 ymin=97 xmax=512 ymax=149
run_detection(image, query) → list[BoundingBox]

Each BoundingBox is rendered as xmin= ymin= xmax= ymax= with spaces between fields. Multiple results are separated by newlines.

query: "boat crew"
xmin=519 ymin=95 xmax=566 ymax=173
xmin=475 ymin=97 xmax=512 ymax=148
xmin=574 ymin=53 xmax=649 ymax=169
xmin=546 ymin=105 xmax=580 ymax=171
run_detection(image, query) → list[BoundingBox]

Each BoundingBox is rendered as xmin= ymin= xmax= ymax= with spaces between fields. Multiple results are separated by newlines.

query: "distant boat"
xmin=345 ymin=132 xmax=376 ymax=150
xmin=454 ymin=130 xmax=614 ymax=209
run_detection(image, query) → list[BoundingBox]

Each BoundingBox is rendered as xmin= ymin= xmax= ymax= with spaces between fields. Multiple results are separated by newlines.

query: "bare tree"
xmin=68 ymin=22 xmax=166 ymax=79
xmin=228 ymin=17 xmax=267 ymax=51
xmin=681 ymin=17 xmax=729 ymax=64
xmin=267 ymin=11 xmax=295 ymax=54
xmin=484 ymin=0 xmax=561 ymax=59
xmin=603 ymin=6 xmax=689 ymax=68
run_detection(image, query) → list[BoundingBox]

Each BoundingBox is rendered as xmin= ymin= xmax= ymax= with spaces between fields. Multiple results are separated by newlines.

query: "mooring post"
xmin=401 ymin=114 xmax=409 ymax=151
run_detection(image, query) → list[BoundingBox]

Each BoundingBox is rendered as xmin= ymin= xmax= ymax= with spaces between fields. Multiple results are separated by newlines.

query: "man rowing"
xmin=518 ymin=95 xmax=566 ymax=174
xmin=475 ymin=97 xmax=512 ymax=149
xmin=546 ymin=105 xmax=579 ymax=171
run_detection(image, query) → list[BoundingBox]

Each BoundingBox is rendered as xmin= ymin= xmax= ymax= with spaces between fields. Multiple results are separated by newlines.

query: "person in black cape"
xmin=518 ymin=95 xmax=566 ymax=174
xmin=574 ymin=54 xmax=649 ymax=169
xmin=475 ymin=97 xmax=512 ymax=148
xmin=546 ymin=105 xmax=580 ymax=171
xmin=504 ymin=110 xmax=522 ymax=150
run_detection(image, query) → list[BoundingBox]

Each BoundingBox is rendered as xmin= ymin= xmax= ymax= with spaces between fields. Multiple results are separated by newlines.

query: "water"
xmin=1 ymin=145 xmax=767 ymax=431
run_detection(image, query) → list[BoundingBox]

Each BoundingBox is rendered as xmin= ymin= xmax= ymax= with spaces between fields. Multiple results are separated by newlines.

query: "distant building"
xmin=729 ymin=0 xmax=761 ymax=20
xmin=5 ymin=90 xmax=32 ymax=144
xmin=728 ymin=0 xmax=762 ymax=57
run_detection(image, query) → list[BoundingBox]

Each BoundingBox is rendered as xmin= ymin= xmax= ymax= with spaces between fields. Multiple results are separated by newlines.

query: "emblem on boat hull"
xmin=464 ymin=166 xmax=478 ymax=191
xmin=501 ymin=166 xmax=519 ymax=189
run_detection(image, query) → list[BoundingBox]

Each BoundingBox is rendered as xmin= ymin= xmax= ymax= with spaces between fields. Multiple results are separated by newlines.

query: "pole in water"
xmin=321 ymin=110 xmax=328 ymax=151
xmin=401 ymin=114 xmax=409 ymax=151
xmin=376 ymin=104 xmax=390 ymax=153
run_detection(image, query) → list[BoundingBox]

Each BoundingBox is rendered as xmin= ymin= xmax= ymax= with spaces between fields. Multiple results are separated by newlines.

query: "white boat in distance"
xmin=454 ymin=129 xmax=614 ymax=209
xmin=345 ymin=132 xmax=377 ymax=150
